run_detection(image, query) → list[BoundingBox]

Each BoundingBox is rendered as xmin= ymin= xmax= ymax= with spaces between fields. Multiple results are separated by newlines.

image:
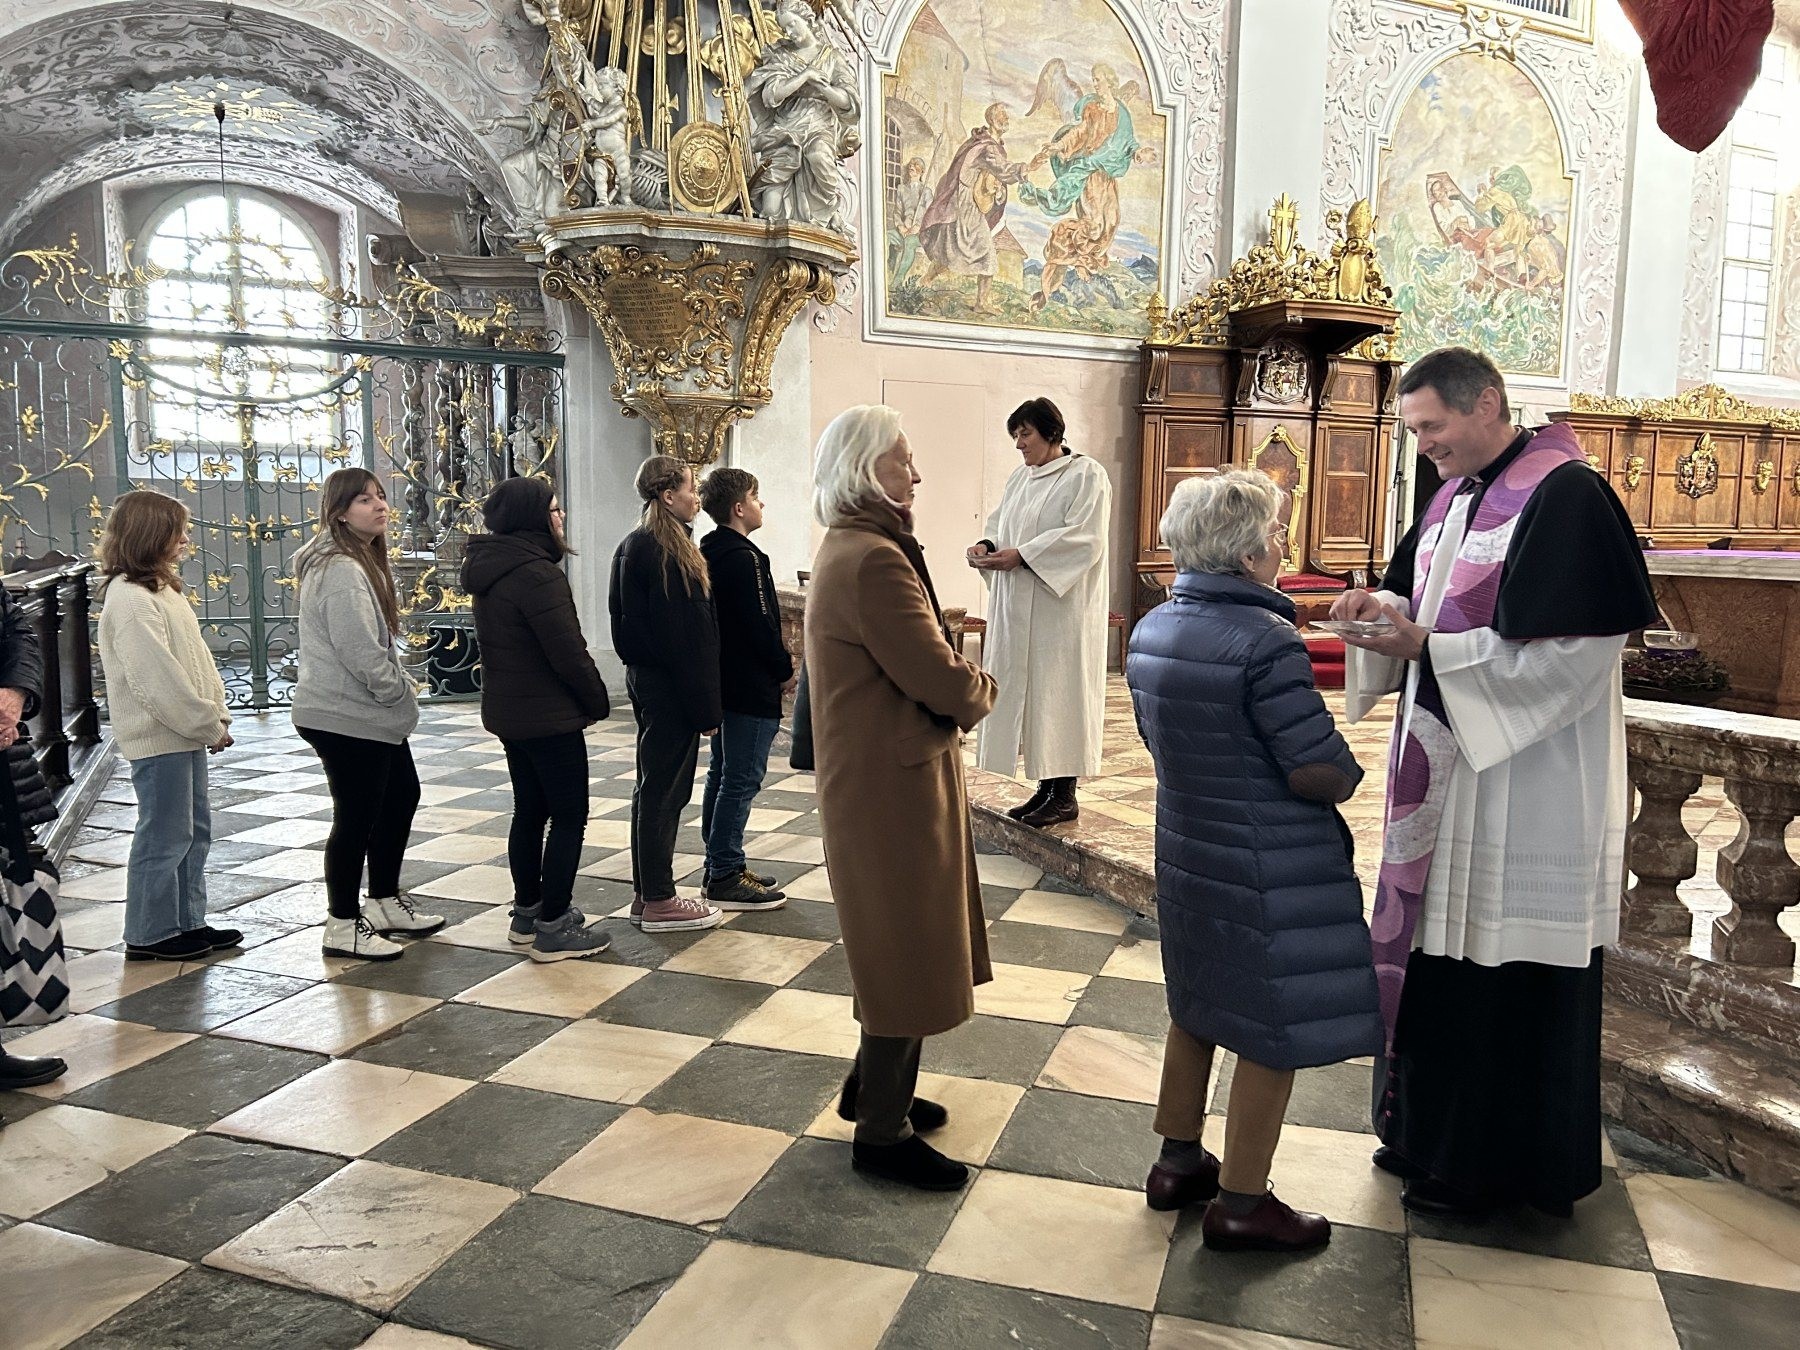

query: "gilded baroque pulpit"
xmin=1136 ymin=197 xmax=1402 ymax=651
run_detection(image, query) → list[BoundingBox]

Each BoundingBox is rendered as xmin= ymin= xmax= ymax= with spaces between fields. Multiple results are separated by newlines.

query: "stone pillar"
xmin=1712 ymin=777 xmax=1800 ymax=967
xmin=556 ymin=299 xmax=654 ymax=695
xmin=1622 ymin=761 xmax=1703 ymax=936
xmin=1225 ymin=0 xmax=1332 ymax=257
xmin=1611 ymin=66 xmax=1696 ymax=398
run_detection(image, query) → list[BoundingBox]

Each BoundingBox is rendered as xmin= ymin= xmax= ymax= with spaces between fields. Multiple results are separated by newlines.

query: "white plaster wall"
xmin=725 ymin=320 xmax=815 ymax=591
xmin=1612 ymin=66 xmax=1695 ymax=399
xmin=1226 ymin=0 xmax=1332 ymax=256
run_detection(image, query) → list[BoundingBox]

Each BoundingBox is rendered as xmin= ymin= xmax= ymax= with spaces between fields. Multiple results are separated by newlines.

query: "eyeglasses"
xmin=550 ymin=506 xmax=566 ymax=517
xmin=1267 ymin=525 xmax=1289 ymax=545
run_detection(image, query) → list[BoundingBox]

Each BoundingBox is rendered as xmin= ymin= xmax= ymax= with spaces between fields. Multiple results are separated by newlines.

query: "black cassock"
xmin=1373 ymin=429 xmax=1658 ymax=1214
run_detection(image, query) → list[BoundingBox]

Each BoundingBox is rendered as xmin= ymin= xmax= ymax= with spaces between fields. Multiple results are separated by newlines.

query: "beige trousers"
xmin=1152 ymin=1023 xmax=1296 ymax=1194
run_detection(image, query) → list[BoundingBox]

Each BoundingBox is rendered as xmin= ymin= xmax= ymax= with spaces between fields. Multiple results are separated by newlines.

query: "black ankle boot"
xmin=1006 ymin=781 xmax=1054 ymax=821
xmin=1019 ymin=777 xmax=1078 ymax=828
xmin=837 ymin=1073 xmax=949 ymax=1132
xmin=852 ymin=1135 xmax=969 ymax=1190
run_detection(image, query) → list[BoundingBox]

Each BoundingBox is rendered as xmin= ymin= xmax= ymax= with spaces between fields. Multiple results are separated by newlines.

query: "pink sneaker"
xmin=639 ymin=895 xmax=723 ymax=932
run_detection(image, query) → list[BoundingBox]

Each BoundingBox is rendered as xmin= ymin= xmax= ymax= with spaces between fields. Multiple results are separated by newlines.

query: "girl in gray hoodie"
xmin=292 ymin=468 xmax=442 ymax=960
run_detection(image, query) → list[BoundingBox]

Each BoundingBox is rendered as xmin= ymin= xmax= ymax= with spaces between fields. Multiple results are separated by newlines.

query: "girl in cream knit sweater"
xmin=96 ymin=490 xmax=237 ymax=963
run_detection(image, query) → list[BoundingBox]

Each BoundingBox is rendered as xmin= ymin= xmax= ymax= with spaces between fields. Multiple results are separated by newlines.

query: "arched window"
xmin=139 ymin=187 xmax=341 ymax=472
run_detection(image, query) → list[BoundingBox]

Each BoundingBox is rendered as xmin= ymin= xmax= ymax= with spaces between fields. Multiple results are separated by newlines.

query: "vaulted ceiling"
xmin=0 ymin=0 xmax=548 ymax=247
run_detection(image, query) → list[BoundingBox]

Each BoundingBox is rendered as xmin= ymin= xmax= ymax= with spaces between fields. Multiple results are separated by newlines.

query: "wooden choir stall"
xmin=1135 ymin=196 xmax=1402 ymax=686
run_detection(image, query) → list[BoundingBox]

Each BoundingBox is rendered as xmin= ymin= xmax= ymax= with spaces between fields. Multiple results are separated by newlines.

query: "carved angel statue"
xmin=744 ymin=0 xmax=861 ymax=233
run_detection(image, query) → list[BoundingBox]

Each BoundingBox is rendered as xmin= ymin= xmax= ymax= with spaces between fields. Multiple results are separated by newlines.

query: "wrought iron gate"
xmin=0 ymin=237 xmax=564 ymax=709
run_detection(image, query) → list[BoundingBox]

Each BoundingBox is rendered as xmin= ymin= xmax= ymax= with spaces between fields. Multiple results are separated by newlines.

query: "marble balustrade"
xmin=1622 ymin=698 xmax=1800 ymax=972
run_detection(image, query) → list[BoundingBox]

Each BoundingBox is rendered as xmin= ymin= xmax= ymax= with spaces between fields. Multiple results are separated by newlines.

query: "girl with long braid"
xmin=607 ymin=456 xmax=727 ymax=932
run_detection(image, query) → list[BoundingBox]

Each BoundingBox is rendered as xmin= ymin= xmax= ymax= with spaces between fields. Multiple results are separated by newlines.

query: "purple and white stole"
xmin=1369 ymin=424 xmax=1586 ymax=1047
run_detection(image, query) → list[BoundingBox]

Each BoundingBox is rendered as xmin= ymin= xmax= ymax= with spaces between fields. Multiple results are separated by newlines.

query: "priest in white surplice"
xmin=1334 ymin=347 xmax=1657 ymax=1221
xmin=967 ymin=397 xmax=1113 ymax=828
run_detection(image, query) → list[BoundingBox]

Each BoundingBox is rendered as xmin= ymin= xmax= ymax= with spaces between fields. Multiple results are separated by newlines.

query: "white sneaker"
xmin=364 ymin=894 xmax=446 ymax=936
xmin=322 ymin=915 xmax=404 ymax=961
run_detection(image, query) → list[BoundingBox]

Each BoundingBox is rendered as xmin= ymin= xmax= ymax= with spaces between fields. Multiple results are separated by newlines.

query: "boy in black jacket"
xmin=697 ymin=469 xmax=795 ymax=909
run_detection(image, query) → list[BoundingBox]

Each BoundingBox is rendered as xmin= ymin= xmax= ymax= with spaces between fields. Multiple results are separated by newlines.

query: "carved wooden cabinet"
xmin=1133 ymin=300 xmax=1400 ymax=621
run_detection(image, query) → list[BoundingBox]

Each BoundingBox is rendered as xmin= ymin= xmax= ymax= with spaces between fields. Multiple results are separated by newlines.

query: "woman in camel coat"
xmin=807 ymin=403 xmax=997 ymax=1193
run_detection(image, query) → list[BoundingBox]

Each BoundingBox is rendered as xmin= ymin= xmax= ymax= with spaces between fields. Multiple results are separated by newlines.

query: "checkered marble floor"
xmin=4 ymin=707 xmax=1798 ymax=1349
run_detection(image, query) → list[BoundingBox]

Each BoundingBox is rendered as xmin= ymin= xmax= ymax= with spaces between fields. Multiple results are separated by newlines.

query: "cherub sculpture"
xmin=578 ymin=65 xmax=635 ymax=208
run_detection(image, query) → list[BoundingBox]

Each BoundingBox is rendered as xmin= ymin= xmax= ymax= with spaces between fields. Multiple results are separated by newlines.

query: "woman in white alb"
xmin=967 ymin=397 xmax=1113 ymax=827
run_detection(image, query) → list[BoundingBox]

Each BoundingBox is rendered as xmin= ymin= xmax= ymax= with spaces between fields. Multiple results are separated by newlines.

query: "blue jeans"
xmin=700 ymin=712 xmax=780 ymax=880
xmin=124 ymin=749 xmax=212 ymax=945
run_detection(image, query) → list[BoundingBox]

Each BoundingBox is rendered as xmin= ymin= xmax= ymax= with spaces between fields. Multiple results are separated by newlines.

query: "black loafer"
xmin=0 ymin=1052 xmax=68 ymax=1089
xmin=1401 ymin=1176 xmax=1495 ymax=1218
xmin=1372 ymin=1145 xmax=1429 ymax=1181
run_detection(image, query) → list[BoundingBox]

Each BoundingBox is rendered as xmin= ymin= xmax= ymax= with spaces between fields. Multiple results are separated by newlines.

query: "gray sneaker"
xmin=511 ymin=902 xmax=587 ymax=945
xmin=530 ymin=910 xmax=611 ymax=963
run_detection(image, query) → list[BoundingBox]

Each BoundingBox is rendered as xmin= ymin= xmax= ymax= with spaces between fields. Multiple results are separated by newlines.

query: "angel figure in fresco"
xmin=1016 ymin=60 xmax=1157 ymax=312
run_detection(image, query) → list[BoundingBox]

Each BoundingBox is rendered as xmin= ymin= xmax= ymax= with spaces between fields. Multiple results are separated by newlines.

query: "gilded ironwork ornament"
xmin=1753 ymin=459 xmax=1775 ymax=495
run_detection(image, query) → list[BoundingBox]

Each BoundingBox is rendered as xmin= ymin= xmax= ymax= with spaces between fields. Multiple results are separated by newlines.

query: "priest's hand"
xmin=965 ymin=542 xmax=993 ymax=566
xmin=1330 ymin=588 xmax=1384 ymax=622
xmin=972 ymin=548 xmax=1024 ymax=572
xmin=1340 ymin=604 xmax=1429 ymax=662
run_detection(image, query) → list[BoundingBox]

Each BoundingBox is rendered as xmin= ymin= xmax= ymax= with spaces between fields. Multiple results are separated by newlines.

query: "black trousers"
xmin=854 ymin=1032 xmax=924 ymax=1145
xmin=296 ymin=727 xmax=419 ymax=920
xmin=503 ymin=729 xmax=591 ymax=922
xmin=1377 ymin=948 xmax=1605 ymax=1210
xmin=627 ymin=670 xmax=700 ymax=900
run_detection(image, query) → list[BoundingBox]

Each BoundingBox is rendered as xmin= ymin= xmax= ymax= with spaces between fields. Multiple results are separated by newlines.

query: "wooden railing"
xmin=1623 ymin=698 xmax=1800 ymax=971
xmin=2 ymin=555 xmax=102 ymax=794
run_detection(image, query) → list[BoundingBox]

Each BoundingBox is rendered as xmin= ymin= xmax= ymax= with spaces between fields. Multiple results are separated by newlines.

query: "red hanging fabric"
xmin=1615 ymin=0 xmax=1775 ymax=152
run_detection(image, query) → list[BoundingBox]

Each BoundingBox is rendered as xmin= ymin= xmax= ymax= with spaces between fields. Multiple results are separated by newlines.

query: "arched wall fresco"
xmin=870 ymin=0 xmax=1174 ymax=351
xmin=1373 ymin=50 xmax=1574 ymax=379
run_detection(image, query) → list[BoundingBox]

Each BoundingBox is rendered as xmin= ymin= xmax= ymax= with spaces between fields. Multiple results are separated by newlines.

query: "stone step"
xmin=1603 ymin=1000 xmax=1800 ymax=1203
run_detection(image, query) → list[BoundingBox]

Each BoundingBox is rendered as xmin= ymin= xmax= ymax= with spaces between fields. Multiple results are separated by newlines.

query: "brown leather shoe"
xmin=1145 ymin=1153 xmax=1221 ymax=1211
xmin=1200 ymin=1190 xmax=1331 ymax=1252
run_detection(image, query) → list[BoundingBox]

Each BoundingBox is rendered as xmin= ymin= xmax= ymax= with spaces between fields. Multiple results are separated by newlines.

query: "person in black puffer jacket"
xmin=1 ymin=581 xmax=70 ymax=1099
xmin=1 ymin=585 xmax=55 ymax=835
xmin=608 ymin=455 xmax=725 ymax=934
xmin=463 ymin=476 xmax=610 ymax=963
xmin=1127 ymin=469 xmax=1381 ymax=1255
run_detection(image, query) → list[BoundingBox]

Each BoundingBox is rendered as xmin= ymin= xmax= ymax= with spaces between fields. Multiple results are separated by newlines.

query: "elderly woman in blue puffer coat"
xmin=1126 ymin=468 xmax=1382 ymax=1255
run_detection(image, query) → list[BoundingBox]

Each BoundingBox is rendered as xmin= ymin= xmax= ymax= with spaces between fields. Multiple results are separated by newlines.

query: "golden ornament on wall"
xmin=1160 ymin=196 xmax=1396 ymax=347
xmin=1569 ymin=383 xmax=1800 ymax=432
xmin=1675 ymin=433 xmax=1720 ymax=500
xmin=1752 ymin=459 xmax=1775 ymax=494
xmin=1623 ymin=456 xmax=1646 ymax=492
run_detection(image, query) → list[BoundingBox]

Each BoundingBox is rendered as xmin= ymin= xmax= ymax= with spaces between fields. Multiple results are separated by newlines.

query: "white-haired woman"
xmin=1126 ymin=469 xmax=1381 ymax=1253
xmin=806 ymin=404 xmax=997 ymax=1192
